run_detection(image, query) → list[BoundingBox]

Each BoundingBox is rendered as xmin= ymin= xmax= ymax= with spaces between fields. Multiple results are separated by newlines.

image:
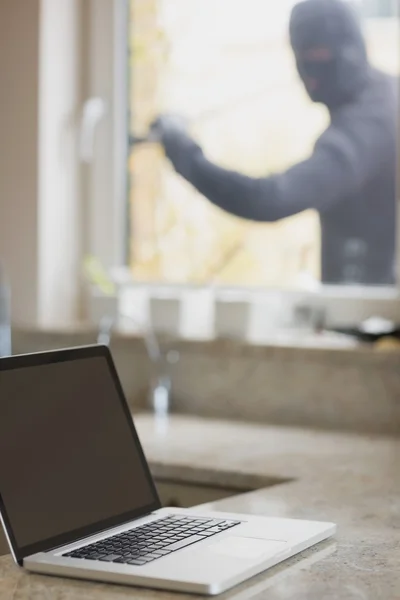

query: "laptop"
xmin=0 ymin=345 xmax=336 ymax=595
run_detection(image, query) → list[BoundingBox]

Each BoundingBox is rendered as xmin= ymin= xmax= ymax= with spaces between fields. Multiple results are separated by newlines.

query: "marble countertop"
xmin=1 ymin=414 xmax=399 ymax=599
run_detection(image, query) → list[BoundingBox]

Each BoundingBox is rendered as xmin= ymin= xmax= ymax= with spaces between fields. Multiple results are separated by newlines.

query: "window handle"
xmin=79 ymin=97 xmax=107 ymax=164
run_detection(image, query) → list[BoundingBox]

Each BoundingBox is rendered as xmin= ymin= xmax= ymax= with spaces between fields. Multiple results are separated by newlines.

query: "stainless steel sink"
xmin=152 ymin=466 xmax=289 ymax=508
xmin=154 ymin=478 xmax=250 ymax=508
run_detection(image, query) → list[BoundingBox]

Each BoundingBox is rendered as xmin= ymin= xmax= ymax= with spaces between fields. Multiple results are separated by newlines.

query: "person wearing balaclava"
xmin=151 ymin=0 xmax=398 ymax=285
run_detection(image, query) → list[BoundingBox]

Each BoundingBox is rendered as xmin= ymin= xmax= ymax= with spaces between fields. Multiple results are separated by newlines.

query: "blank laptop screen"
xmin=0 ymin=352 xmax=158 ymax=557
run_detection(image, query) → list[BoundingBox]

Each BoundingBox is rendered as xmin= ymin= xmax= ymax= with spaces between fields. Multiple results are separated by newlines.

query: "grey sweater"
xmin=172 ymin=69 xmax=397 ymax=285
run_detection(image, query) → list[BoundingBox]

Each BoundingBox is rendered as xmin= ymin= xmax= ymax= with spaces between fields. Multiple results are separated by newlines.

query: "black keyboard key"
xmin=143 ymin=544 xmax=160 ymax=551
xmin=204 ymin=527 xmax=225 ymax=534
xmin=151 ymin=541 xmax=168 ymax=548
xmin=141 ymin=553 xmax=160 ymax=561
xmin=125 ymin=552 xmax=142 ymax=560
xmin=188 ymin=528 xmax=209 ymax=534
xmin=86 ymin=553 xmax=105 ymax=560
xmin=165 ymin=535 xmax=205 ymax=551
xmin=152 ymin=549 xmax=172 ymax=556
xmin=99 ymin=554 xmax=123 ymax=562
xmin=127 ymin=559 xmax=147 ymax=566
xmin=173 ymin=531 xmax=189 ymax=536
xmin=113 ymin=558 xmax=128 ymax=564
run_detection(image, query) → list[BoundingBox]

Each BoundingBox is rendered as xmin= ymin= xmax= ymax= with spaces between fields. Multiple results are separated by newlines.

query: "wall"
xmin=0 ymin=0 xmax=41 ymax=324
xmin=0 ymin=0 xmax=85 ymax=328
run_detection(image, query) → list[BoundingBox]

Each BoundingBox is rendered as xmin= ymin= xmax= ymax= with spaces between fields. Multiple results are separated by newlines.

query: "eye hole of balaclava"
xmin=289 ymin=0 xmax=369 ymax=109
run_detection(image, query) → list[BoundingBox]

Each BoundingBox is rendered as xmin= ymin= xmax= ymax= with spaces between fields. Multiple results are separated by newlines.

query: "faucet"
xmin=97 ymin=313 xmax=179 ymax=417
xmin=292 ymin=303 xmax=327 ymax=332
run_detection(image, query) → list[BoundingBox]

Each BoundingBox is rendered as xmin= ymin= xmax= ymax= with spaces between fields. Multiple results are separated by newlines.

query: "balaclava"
xmin=290 ymin=0 xmax=370 ymax=109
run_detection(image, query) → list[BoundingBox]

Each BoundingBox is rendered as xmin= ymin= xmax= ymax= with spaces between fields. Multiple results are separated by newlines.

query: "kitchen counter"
xmin=1 ymin=414 xmax=399 ymax=599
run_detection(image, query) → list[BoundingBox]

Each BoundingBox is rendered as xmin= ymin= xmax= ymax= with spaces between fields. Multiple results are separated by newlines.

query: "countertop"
xmin=1 ymin=414 xmax=399 ymax=599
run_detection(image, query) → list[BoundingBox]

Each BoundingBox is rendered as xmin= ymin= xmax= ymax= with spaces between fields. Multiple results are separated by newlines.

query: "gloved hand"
xmin=149 ymin=114 xmax=201 ymax=178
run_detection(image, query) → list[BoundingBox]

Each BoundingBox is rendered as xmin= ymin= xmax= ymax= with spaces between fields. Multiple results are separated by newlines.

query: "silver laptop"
xmin=0 ymin=345 xmax=336 ymax=595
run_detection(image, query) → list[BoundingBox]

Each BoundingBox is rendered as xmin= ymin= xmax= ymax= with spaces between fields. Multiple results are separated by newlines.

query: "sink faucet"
xmin=97 ymin=313 xmax=179 ymax=417
xmin=292 ymin=303 xmax=327 ymax=331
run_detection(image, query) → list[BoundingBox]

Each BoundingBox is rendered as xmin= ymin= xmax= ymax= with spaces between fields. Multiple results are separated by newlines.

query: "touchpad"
xmin=209 ymin=536 xmax=288 ymax=560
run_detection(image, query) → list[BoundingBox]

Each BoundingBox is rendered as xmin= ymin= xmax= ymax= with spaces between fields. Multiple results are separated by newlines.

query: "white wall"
xmin=0 ymin=0 xmax=41 ymax=324
xmin=0 ymin=0 xmax=85 ymax=328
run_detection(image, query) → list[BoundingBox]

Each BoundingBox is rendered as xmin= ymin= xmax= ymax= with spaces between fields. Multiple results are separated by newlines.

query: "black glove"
xmin=149 ymin=114 xmax=202 ymax=179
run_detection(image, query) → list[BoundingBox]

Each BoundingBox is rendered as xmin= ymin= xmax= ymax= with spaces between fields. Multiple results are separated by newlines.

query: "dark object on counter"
xmin=331 ymin=317 xmax=400 ymax=343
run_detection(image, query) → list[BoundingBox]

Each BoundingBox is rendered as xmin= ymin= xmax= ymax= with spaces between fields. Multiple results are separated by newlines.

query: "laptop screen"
xmin=0 ymin=347 xmax=159 ymax=561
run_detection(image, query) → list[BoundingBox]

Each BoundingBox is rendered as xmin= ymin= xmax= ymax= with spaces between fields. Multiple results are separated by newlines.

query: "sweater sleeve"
xmin=166 ymin=111 xmax=390 ymax=222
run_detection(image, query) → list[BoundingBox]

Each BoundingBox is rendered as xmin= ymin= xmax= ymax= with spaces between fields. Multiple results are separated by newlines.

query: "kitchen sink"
xmin=154 ymin=478 xmax=251 ymax=508
xmin=152 ymin=465 xmax=289 ymax=509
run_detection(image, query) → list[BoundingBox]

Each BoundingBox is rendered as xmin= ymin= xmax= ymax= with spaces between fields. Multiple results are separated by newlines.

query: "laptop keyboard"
xmin=62 ymin=515 xmax=240 ymax=567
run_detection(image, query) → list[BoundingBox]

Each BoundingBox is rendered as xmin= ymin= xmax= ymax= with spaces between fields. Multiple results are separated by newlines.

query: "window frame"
xmin=86 ymin=0 xmax=400 ymax=330
xmin=84 ymin=0 xmax=129 ymax=271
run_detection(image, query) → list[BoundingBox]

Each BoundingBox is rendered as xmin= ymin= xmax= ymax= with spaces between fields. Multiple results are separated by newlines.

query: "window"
xmin=87 ymin=0 xmax=400 ymax=333
xmin=126 ymin=0 xmax=399 ymax=288
xmin=360 ymin=0 xmax=397 ymax=18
